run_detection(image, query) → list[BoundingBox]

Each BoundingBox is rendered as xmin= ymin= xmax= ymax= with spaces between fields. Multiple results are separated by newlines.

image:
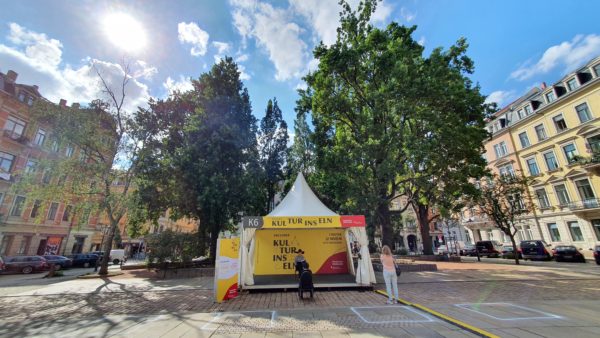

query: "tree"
xmin=301 ymin=0 xmax=488 ymax=250
xmin=258 ymin=98 xmax=288 ymax=212
xmin=134 ymin=57 xmax=260 ymax=261
xmin=474 ymin=174 xmax=533 ymax=265
xmin=27 ymin=63 xmax=151 ymax=275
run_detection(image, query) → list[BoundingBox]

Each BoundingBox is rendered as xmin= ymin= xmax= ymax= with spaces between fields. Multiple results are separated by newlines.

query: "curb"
xmin=375 ymin=290 xmax=499 ymax=338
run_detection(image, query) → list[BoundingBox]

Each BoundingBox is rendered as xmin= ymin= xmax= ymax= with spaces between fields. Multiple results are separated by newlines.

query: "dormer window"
xmin=524 ymin=105 xmax=532 ymax=115
xmin=18 ymin=92 xmax=25 ymax=102
xmin=567 ymin=78 xmax=579 ymax=91
xmin=517 ymin=109 xmax=524 ymax=119
xmin=594 ymin=64 xmax=600 ymax=77
xmin=27 ymin=96 xmax=33 ymax=106
xmin=545 ymin=91 xmax=556 ymax=103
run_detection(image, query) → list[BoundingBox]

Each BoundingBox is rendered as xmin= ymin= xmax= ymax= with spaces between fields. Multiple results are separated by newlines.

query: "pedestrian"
xmin=294 ymin=249 xmax=305 ymax=277
xmin=380 ymin=245 xmax=399 ymax=304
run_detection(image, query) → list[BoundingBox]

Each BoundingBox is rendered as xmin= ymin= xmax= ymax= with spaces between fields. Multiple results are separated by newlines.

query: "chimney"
xmin=59 ymin=99 xmax=67 ymax=107
xmin=540 ymin=82 xmax=547 ymax=90
xmin=72 ymin=102 xmax=80 ymax=109
xmin=6 ymin=70 xmax=18 ymax=82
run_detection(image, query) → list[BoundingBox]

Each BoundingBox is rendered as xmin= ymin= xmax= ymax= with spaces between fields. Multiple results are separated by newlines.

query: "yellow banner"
xmin=254 ymin=229 xmax=349 ymax=275
xmin=262 ymin=216 xmax=340 ymax=228
xmin=215 ymin=238 xmax=240 ymax=302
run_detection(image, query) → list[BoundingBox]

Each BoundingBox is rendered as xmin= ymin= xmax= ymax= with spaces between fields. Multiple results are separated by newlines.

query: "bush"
xmin=146 ymin=229 xmax=204 ymax=265
xmin=394 ymin=247 xmax=408 ymax=256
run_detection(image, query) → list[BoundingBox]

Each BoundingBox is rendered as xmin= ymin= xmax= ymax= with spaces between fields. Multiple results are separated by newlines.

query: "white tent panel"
xmin=268 ymin=173 xmax=337 ymax=217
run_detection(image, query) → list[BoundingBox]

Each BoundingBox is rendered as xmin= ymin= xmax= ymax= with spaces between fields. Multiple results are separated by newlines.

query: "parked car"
xmin=0 ymin=256 xmax=5 ymax=273
xmin=67 ymin=254 xmax=99 ymax=268
xmin=2 ymin=255 xmax=49 ymax=274
xmin=475 ymin=240 xmax=503 ymax=257
xmin=109 ymin=249 xmax=126 ymax=265
xmin=553 ymin=245 xmax=586 ymax=263
xmin=460 ymin=244 xmax=477 ymax=256
xmin=43 ymin=255 xmax=73 ymax=270
xmin=501 ymin=245 xmax=522 ymax=259
xmin=89 ymin=251 xmax=105 ymax=259
xmin=520 ymin=240 xmax=552 ymax=260
xmin=435 ymin=245 xmax=449 ymax=255
xmin=593 ymin=245 xmax=600 ymax=265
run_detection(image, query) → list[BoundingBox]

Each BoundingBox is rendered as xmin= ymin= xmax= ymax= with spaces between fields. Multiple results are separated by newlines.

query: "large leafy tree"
xmin=258 ymin=98 xmax=288 ymax=212
xmin=301 ymin=0 xmax=489 ymax=250
xmin=134 ymin=57 xmax=259 ymax=260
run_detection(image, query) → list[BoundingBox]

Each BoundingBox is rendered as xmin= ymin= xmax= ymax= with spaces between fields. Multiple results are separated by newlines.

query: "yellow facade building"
xmin=464 ymin=56 xmax=600 ymax=257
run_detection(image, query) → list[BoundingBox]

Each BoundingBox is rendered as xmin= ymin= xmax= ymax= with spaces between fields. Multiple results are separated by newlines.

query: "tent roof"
xmin=268 ymin=173 xmax=338 ymax=217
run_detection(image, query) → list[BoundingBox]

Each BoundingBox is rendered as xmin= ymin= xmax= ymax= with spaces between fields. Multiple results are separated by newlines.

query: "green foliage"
xmin=299 ymin=0 xmax=489 ymax=253
xmin=146 ymin=229 xmax=203 ymax=264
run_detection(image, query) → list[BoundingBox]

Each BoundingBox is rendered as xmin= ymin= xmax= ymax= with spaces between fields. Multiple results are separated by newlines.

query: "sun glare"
xmin=103 ymin=12 xmax=147 ymax=52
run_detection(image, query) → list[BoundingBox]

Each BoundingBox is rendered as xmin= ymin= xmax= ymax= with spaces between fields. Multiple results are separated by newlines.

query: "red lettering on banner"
xmin=340 ymin=215 xmax=366 ymax=227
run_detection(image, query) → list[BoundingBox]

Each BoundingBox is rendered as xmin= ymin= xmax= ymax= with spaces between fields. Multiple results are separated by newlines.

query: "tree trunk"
xmin=98 ymin=223 xmax=117 ymax=275
xmin=209 ymin=225 xmax=220 ymax=264
xmin=416 ymin=204 xmax=433 ymax=255
xmin=509 ymin=232 xmax=520 ymax=265
xmin=377 ymin=201 xmax=393 ymax=248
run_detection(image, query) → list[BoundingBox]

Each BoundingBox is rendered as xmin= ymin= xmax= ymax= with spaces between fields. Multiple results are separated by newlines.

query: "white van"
xmin=109 ymin=249 xmax=126 ymax=265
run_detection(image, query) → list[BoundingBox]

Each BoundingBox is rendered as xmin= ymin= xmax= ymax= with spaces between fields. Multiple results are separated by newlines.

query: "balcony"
xmin=2 ymin=130 xmax=29 ymax=145
xmin=568 ymin=199 xmax=600 ymax=217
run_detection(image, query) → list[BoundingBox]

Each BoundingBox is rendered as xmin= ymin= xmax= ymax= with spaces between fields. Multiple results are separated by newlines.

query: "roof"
xmin=267 ymin=173 xmax=338 ymax=217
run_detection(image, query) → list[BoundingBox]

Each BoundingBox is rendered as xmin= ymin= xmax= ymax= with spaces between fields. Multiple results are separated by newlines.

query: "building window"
xmin=575 ymin=179 xmax=596 ymax=201
xmin=562 ymin=143 xmax=578 ymax=163
xmin=17 ymin=236 xmax=32 ymax=255
xmin=518 ymin=226 xmax=528 ymax=241
xmin=509 ymin=193 xmax=525 ymax=211
xmin=494 ymin=141 xmax=508 ymax=159
xmin=567 ymin=221 xmax=584 ymax=241
xmin=0 ymin=152 xmax=16 ymax=173
xmin=526 ymin=157 xmax=540 ymax=176
xmin=575 ymin=103 xmax=592 ymax=123
xmin=534 ymin=124 xmax=547 ymax=141
xmin=594 ymin=64 xmax=600 ymax=77
xmin=547 ymin=223 xmax=561 ymax=242
xmin=567 ymin=78 xmax=579 ymax=91
xmin=4 ymin=116 xmax=26 ymax=138
xmin=543 ymin=151 xmax=559 ymax=171
xmin=51 ymin=138 xmax=60 ymax=152
xmin=535 ymin=189 xmax=550 ymax=209
xmin=18 ymin=92 xmax=26 ymax=102
xmin=545 ymin=91 xmax=556 ymax=103
xmin=525 ymin=225 xmax=534 ymax=240
xmin=517 ymin=109 xmax=525 ymax=119
xmin=65 ymin=145 xmax=74 ymax=158
xmin=0 ymin=235 xmax=14 ymax=255
xmin=47 ymin=202 xmax=59 ymax=221
xmin=524 ymin=105 xmax=532 ymax=115
xmin=10 ymin=196 xmax=26 ymax=216
xmin=518 ymin=132 xmax=530 ymax=148
xmin=554 ymin=184 xmax=571 ymax=206
xmin=42 ymin=170 xmax=52 ymax=184
xmin=30 ymin=200 xmax=42 ymax=218
xmin=25 ymin=159 xmax=37 ymax=174
xmin=487 ymin=230 xmax=494 ymax=240
xmin=27 ymin=96 xmax=34 ymax=106
xmin=499 ymin=164 xmax=515 ymax=177
xmin=62 ymin=205 xmax=72 ymax=222
xmin=34 ymin=128 xmax=46 ymax=146
xmin=592 ymin=219 xmax=600 ymax=241
xmin=587 ymin=135 xmax=600 ymax=153
xmin=553 ymin=114 xmax=568 ymax=133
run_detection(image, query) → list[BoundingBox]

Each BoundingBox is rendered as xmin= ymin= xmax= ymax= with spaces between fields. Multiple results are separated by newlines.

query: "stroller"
xmin=298 ymin=263 xmax=314 ymax=299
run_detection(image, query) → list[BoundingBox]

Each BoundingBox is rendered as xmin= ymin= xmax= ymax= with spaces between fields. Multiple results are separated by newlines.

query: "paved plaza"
xmin=1 ymin=261 xmax=600 ymax=337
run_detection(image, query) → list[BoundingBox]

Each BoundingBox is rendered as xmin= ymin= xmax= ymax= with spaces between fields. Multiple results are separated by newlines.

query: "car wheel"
xmin=83 ymin=262 xmax=90 ymax=268
xmin=22 ymin=266 xmax=33 ymax=274
xmin=113 ymin=259 xmax=120 ymax=265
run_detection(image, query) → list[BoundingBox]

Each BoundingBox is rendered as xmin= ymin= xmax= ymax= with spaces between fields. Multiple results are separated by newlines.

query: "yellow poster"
xmin=254 ymin=229 xmax=348 ymax=275
xmin=215 ymin=238 xmax=240 ymax=302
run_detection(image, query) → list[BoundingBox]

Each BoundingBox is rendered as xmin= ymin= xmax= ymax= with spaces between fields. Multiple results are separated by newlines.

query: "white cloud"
xmin=163 ymin=75 xmax=193 ymax=94
xmin=238 ymin=64 xmax=251 ymax=80
xmin=485 ymin=90 xmax=516 ymax=107
xmin=400 ymin=7 xmax=416 ymax=23
xmin=510 ymin=34 xmax=600 ymax=81
xmin=0 ymin=23 xmax=151 ymax=112
xmin=212 ymin=41 xmax=231 ymax=55
xmin=235 ymin=53 xmax=249 ymax=63
xmin=294 ymin=82 xmax=307 ymax=91
xmin=417 ymin=36 xmax=426 ymax=46
xmin=177 ymin=22 xmax=210 ymax=56
xmin=231 ymin=0 xmax=308 ymax=81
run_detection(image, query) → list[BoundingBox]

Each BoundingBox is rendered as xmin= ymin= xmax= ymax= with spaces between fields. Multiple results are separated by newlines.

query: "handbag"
xmin=394 ymin=256 xmax=402 ymax=277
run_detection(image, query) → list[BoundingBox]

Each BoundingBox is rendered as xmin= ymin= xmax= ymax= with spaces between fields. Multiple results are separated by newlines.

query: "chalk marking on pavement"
xmin=201 ymin=310 xmax=276 ymax=330
xmin=454 ymin=302 xmax=562 ymax=321
xmin=375 ymin=289 xmax=500 ymax=338
xmin=351 ymin=305 xmax=436 ymax=324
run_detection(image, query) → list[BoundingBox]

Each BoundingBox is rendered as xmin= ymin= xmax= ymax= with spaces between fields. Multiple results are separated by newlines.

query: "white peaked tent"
xmin=240 ymin=173 xmax=376 ymax=288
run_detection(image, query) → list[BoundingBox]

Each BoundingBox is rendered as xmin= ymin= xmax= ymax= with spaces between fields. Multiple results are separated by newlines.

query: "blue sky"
xmin=1 ymin=0 xmax=600 ymax=130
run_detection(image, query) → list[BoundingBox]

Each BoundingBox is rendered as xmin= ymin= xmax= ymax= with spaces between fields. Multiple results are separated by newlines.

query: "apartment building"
xmin=0 ymin=69 xmax=101 ymax=256
xmin=463 ymin=56 xmax=600 ymax=256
